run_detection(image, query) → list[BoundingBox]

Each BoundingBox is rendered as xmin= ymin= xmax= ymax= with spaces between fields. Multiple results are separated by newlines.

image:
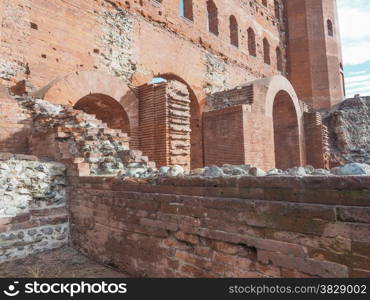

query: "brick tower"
xmin=284 ymin=0 xmax=345 ymax=109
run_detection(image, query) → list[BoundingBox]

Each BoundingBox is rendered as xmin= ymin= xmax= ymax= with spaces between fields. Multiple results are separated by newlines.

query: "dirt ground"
xmin=0 ymin=246 xmax=129 ymax=278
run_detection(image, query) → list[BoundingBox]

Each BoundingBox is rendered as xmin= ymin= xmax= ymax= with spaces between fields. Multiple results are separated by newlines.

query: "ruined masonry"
xmin=1 ymin=0 xmax=370 ymax=278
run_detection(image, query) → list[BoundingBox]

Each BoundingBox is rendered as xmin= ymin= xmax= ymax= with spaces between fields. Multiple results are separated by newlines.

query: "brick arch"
xmin=151 ymin=73 xmax=204 ymax=169
xmin=33 ymin=71 xmax=140 ymax=147
xmin=250 ymin=76 xmax=305 ymax=168
xmin=74 ymin=93 xmax=131 ymax=136
xmin=263 ymin=76 xmax=302 ymax=119
xmin=265 ymin=76 xmax=304 ymax=168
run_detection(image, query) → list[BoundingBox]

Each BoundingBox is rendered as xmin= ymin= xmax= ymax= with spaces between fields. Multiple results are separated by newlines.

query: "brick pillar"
xmin=138 ymin=80 xmax=191 ymax=169
xmin=303 ymin=111 xmax=330 ymax=169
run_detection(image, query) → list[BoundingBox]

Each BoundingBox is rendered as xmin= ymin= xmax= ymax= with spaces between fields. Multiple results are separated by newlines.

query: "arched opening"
xmin=276 ymin=47 xmax=283 ymax=72
xmin=74 ymin=93 xmax=131 ymax=135
xmin=150 ymin=74 xmax=203 ymax=169
xmin=247 ymin=28 xmax=256 ymax=57
xmin=274 ymin=0 xmax=280 ymax=20
xmin=207 ymin=0 xmax=219 ymax=36
xmin=340 ymin=63 xmax=346 ymax=96
xmin=229 ymin=15 xmax=239 ymax=47
xmin=327 ymin=19 xmax=334 ymax=37
xmin=263 ymin=38 xmax=271 ymax=65
xmin=273 ymin=91 xmax=300 ymax=169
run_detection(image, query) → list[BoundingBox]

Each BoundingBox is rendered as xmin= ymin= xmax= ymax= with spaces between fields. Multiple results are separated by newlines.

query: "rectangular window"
xmin=181 ymin=0 xmax=194 ymax=21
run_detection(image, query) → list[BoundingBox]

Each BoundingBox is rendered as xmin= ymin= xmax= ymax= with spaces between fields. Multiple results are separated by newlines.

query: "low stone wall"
xmin=70 ymin=175 xmax=370 ymax=278
xmin=0 ymin=155 xmax=68 ymax=262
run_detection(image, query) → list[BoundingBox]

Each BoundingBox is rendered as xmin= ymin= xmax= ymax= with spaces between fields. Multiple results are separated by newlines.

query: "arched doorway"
xmin=273 ymin=91 xmax=300 ymax=169
xmin=74 ymin=93 xmax=131 ymax=136
xmin=37 ymin=71 xmax=140 ymax=148
xmin=150 ymin=74 xmax=204 ymax=169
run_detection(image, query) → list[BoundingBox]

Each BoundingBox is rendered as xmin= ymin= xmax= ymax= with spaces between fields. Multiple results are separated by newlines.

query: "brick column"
xmin=138 ymin=80 xmax=191 ymax=169
xmin=303 ymin=111 xmax=330 ymax=169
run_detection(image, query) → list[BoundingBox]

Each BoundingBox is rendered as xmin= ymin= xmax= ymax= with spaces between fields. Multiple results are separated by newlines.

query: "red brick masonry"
xmin=70 ymin=176 xmax=370 ymax=278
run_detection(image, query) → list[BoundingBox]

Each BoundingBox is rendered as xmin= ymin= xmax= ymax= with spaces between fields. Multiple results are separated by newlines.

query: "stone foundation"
xmin=0 ymin=156 xmax=68 ymax=262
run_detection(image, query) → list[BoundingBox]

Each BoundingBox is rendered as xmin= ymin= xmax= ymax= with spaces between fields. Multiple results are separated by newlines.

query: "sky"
xmin=338 ymin=0 xmax=370 ymax=97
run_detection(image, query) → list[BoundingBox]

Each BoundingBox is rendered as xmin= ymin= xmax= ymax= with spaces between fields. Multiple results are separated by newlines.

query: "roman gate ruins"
xmin=1 ymin=0 xmax=370 ymax=278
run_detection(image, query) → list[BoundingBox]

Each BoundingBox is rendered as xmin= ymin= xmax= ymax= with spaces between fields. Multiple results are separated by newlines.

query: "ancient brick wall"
xmin=325 ymin=97 xmax=370 ymax=167
xmin=0 ymin=155 xmax=68 ymax=263
xmin=70 ymin=175 xmax=370 ymax=278
xmin=139 ymin=83 xmax=168 ymax=167
xmin=203 ymin=76 xmax=305 ymax=171
xmin=0 ymin=0 xmax=342 ymax=172
xmin=0 ymin=86 xmax=31 ymax=154
xmin=285 ymin=0 xmax=344 ymax=109
xmin=206 ymin=85 xmax=254 ymax=111
xmin=243 ymin=112 xmax=275 ymax=170
xmin=204 ymin=105 xmax=246 ymax=166
xmin=0 ymin=0 xmax=285 ymax=102
xmin=204 ymin=104 xmax=276 ymax=171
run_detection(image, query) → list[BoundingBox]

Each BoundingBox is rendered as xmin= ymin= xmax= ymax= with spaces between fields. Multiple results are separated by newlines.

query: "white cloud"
xmin=345 ymin=74 xmax=370 ymax=84
xmin=337 ymin=0 xmax=370 ymax=96
xmin=342 ymin=41 xmax=370 ymax=65
xmin=338 ymin=0 xmax=370 ymax=65
xmin=346 ymin=81 xmax=369 ymax=89
xmin=346 ymin=86 xmax=370 ymax=96
xmin=347 ymin=70 xmax=367 ymax=76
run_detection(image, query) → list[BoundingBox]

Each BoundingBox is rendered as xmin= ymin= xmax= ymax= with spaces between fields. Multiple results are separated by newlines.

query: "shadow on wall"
xmin=0 ymin=85 xmax=32 ymax=155
xmin=74 ymin=93 xmax=131 ymax=137
xmin=31 ymin=71 xmax=140 ymax=149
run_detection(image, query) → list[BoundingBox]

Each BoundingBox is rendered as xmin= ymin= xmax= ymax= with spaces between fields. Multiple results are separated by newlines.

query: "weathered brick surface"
xmin=203 ymin=76 xmax=307 ymax=170
xmin=0 ymin=0 xmax=286 ymax=91
xmin=304 ymin=110 xmax=330 ymax=169
xmin=0 ymin=0 xmax=345 ymax=170
xmin=0 ymin=87 xmax=31 ymax=154
xmin=285 ymin=0 xmax=344 ymax=109
xmin=203 ymin=105 xmax=246 ymax=166
xmin=70 ymin=175 xmax=370 ymax=278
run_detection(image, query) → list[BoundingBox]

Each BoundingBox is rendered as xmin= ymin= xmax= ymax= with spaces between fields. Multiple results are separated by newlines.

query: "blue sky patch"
xmin=338 ymin=0 xmax=370 ymax=97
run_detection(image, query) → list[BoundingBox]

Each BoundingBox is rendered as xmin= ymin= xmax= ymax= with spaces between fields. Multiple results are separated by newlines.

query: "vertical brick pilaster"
xmin=139 ymin=81 xmax=191 ymax=169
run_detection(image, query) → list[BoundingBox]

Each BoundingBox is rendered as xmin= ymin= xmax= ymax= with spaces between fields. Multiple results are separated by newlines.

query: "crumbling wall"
xmin=304 ymin=111 xmax=330 ymax=169
xmin=324 ymin=97 xmax=370 ymax=166
xmin=70 ymin=175 xmax=370 ymax=278
xmin=98 ymin=8 xmax=137 ymax=81
xmin=15 ymin=95 xmax=156 ymax=178
xmin=206 ymin=85 xmax=254 ymax=112
xmin=0 ymin=155 xmax=68 ymax=263
xmin=0 ymin=86 xmax=31 ymax=154
xmin=167 ymin=81 xmax=191 ymax=168
xmin=204 ymin=54 xmax=228 ymax=94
